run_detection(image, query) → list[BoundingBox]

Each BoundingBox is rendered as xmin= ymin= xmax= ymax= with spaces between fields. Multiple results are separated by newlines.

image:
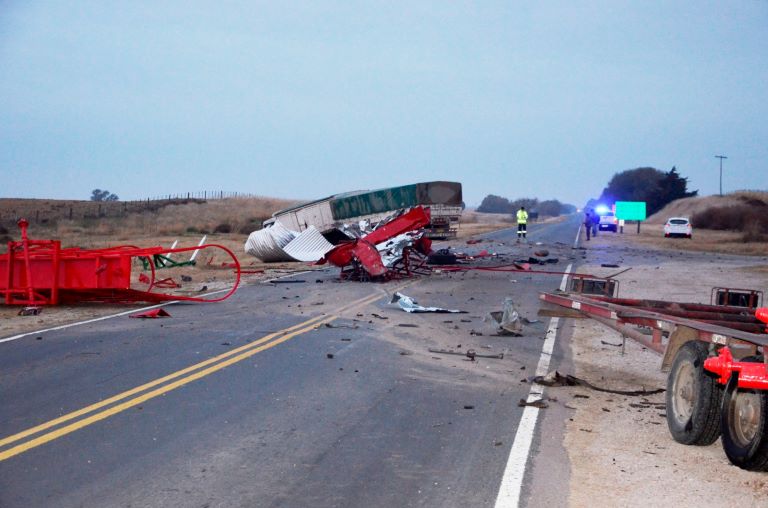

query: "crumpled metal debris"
xmin=320 ymin=207 xmax=432 ymax=281
xmin=484 ymin=297 xmax=523 ymax=336
xmin=390 ymin=292 xmax=465 ymax=313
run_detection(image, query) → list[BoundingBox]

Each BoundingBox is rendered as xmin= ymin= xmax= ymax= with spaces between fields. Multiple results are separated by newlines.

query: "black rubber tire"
xmin=721 ymin=356 xmax=768 ymax=471
xmin=666 ymin=341 xmax=722 ymax=445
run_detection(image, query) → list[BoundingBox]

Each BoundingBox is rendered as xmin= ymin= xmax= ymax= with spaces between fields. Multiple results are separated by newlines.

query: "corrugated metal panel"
xmin=283 ymin=226 xmax=335 ymax=262
xmin=243 ymin=221 xmax=297 ymax=262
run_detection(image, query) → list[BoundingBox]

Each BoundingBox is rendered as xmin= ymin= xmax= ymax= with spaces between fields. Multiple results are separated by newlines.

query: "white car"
xmin=598 ymin=212 xmax=618 ymax=232
xmin=664 ymin=217 xmax=692 ymax=238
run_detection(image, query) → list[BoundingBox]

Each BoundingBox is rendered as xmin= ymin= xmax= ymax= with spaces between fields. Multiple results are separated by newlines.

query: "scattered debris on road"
xmin=130 ymin=308 xmax=172 ymax=319
xmin=428 ymin=347 xmax=504 ymax=360
xmin=532 ymin=370 xmax=664 ymax=396
xmin=391 ymin=292 xmax=466 ymax=313
xmin=518 ymin=398 xmax=549 ymax=409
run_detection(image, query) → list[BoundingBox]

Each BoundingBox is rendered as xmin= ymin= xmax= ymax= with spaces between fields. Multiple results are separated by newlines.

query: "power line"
xmin=715 ymin=155 xmax=728 ymax=196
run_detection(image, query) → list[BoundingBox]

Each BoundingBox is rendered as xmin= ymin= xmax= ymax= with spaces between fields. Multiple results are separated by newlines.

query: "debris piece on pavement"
xmin=326 ymin=353 xmax=334 ymax=359
xmin=321 ymin=323 xmax=359 ymax=329
xmin=601 ymin=340 xmax=623 ymax=347
xmin=518 ymin=399 xmax=549 ymax=409
xmin=601 ymin=263 xmax=620 ymax=268
xmin=371 ymin=313 xmax=388 ymax=320
xmin=532 ymin=370 xmax=664 ymax=396
xmin=181 ymin=275 xmax=193 ymax=282
xmin=427 ymin=248 xmax=458 ymax=265
xmin=427 ymin=347 xmax=504 ymax=360
xmin=534 ymin=249 xmax=549 ymax=257
xmin=484 ymin=297 xmax=524 ymax=336
xmin=390 ymin=292 xmax=466 ymax=313
xmin=130 ymin=308 xmax=172 ymax=319
xmin=18 ymin=306 xmax=42 ymax=316
xmin=398 ymin=323 xmax=419 ymax=328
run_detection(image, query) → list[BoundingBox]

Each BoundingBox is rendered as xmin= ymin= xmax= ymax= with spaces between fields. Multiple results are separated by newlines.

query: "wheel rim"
xmin=672 ymin=362 xmax=695 ymax=421
xmin=730 ymin=390 xmax=762 ymax=447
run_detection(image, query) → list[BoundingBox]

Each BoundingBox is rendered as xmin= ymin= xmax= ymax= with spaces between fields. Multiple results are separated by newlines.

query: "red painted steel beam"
xmin=705 ymin=347 xmax=768 ymax=390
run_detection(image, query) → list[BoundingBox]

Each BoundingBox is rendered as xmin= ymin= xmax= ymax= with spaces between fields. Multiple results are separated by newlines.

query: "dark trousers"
xmin=517 ymin=223 xmax=527 ymax=238
xmin=584 ymin=223 xmax=591 ymax=240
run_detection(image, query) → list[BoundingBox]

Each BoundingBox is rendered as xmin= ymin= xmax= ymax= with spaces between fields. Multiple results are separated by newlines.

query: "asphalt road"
xmin=0 ymin=216 xmax=583 ymax=508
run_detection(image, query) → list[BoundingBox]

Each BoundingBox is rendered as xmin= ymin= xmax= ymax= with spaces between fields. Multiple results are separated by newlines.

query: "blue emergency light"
xmin=594 ymin=204 xmax=610 ymax=215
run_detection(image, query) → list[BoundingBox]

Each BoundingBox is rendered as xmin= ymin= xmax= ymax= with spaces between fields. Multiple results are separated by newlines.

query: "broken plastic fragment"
xmin=390 ymin=292 xmax=465 ymax=313
xmin=484 ymin=297 xmax=523 ymax=336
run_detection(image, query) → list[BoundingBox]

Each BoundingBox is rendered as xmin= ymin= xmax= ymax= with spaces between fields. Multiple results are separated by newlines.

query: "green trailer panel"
xmin=329 ymin=181 xmax=462 ymax=221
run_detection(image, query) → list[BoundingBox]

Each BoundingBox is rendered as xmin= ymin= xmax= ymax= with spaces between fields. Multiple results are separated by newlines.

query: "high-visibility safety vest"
xmin=516 ymin=209 xmax=528 ymax=224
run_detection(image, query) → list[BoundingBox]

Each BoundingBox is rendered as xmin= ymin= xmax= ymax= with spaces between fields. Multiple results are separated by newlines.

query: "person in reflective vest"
xmin=516 ymin=206 xmax=528 ymax=241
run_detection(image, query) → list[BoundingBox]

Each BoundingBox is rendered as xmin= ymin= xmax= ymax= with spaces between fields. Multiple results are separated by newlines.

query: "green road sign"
xmin=615 ymin=201 xmax=646 ymax=221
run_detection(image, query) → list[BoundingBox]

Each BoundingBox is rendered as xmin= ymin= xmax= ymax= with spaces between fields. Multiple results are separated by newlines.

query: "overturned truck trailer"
xmin=271 ymin=181 xmax=462 ymax=240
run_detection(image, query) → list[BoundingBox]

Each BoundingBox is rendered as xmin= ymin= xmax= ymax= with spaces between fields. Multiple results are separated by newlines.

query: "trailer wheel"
xmin=666 ymin=341 xmax=722 ymax=445
xmin=721 ymin=356 xmax=768 ymax=471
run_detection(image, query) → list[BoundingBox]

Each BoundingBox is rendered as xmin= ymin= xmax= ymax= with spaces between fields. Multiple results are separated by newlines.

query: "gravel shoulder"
xmin=562 ymin=230 xmax=768 ymax=506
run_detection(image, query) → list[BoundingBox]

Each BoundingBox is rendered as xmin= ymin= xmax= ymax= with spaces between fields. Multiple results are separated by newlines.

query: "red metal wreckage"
xmin=318 ymin=206 xmax=433 ymax=280
xmin=0 ymin=219 xmax=240 ymax=305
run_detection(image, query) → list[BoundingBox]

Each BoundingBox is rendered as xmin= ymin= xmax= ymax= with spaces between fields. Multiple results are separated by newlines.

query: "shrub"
xmin=691 ymin=204 xmax=768 ymax=233
xmin=742 ymin=220 xmax=768 ymax=243
xmin=213 ymin=223 xmax=232 ymax=234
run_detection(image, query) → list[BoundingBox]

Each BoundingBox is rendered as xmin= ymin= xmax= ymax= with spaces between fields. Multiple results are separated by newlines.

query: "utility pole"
xmin=715 ymin=155 xmax=727 ymax=196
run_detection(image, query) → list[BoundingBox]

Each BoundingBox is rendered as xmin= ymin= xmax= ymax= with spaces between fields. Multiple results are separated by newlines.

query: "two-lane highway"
xmin=1 ymin=216 xmax=583 ymax=507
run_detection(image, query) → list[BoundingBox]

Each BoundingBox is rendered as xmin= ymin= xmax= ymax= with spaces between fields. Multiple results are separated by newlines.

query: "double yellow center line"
xmin=0 ymin=290 xmax=387 ymax=462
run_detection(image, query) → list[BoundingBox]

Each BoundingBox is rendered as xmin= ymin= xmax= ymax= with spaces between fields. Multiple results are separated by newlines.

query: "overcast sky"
xmin=1 ymin=1 xmax=766 ymax=207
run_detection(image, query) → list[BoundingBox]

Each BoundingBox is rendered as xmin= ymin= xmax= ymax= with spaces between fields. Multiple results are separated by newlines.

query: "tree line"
xmin=598 ymin=166 xmax=697 ymax=216
xmin=477 ymin=196 xmax=576 ymax=216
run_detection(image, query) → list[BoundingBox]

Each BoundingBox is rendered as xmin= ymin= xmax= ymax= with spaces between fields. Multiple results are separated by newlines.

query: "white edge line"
xmin=0 ymin=287 xmax=232 ymax=345
xmin=494 ymin=262 xmax=573 ymax=508
xmin=2 ymin=268 xmax=326 ymax=344
xmin=573 ymin=218 xmax=582 ymax=249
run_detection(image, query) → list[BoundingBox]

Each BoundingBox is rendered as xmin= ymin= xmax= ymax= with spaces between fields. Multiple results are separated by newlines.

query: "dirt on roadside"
xmin=561 ymin=230 xmax=768 ymax=506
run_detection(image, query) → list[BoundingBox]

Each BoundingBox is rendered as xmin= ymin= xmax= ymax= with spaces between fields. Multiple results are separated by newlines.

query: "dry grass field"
xmin=0 ymin=197 xmax=298 ymax=250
